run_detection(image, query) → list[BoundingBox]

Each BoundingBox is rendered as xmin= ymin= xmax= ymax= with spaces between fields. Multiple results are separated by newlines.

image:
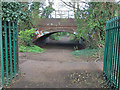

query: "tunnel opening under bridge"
xmin=33 ymin=31 xmax=86 ymax=50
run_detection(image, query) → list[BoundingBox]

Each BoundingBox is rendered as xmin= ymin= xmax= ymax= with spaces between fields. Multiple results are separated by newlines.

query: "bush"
xmin=18 ymin=28 xmax=35 ymax=46
xmin=18 ymin=28 xmax=45 ymax=53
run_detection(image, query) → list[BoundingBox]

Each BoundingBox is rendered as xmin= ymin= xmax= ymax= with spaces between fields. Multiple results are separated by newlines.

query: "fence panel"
xmin=103 ymin=16 xmax=120 ymax=88
xmin=0 ymin=21 xmax=19 ymax=88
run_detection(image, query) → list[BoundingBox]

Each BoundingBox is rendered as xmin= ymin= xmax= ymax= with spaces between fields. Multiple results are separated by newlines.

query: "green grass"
xmin=72 ymin=48 xmax=104 ymax=58
xmin=19 ymin=45 xmax=45 ymax=53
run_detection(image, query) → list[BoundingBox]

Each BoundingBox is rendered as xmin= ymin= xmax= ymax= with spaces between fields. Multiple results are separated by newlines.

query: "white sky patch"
xmin=48 ymin=0 xmax=88 ymax=18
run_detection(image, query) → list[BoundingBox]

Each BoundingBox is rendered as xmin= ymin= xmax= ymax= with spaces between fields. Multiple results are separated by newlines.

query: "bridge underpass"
xmin=32 ymin=18 xmax=77 ymax=41
xmin=33 ymin=31 xmax=85 ymax=50
xmin=32 ymin=18 xmax=84 ymax=48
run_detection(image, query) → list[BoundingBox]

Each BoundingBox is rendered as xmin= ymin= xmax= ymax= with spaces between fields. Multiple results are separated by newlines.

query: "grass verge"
xmin=19 ymin=45 xmax=45 ymax=53
xmin=72 ymin=48 xmax=104 ymax=58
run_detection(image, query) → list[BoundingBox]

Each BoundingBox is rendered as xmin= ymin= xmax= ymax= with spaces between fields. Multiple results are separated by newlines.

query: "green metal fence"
xmin=103 ymin=15 xmax=120 ymax=89
xmin=0 ymin=20 xmax=19 ymax=88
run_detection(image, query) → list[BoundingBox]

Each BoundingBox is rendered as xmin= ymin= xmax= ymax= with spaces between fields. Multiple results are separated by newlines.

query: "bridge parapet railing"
xmin=49 ymin=10 xmax=74 ymax=18
xmin=103 ymin=15 xmax=120 ymax=88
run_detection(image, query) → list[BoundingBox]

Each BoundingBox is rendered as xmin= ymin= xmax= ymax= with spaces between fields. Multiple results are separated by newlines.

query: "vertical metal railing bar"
xmin=0 ymin=19 xmax=1 ymax=87
xmin=116 ymin=35 xmax=120 ymax=88
xmin=4 ymin=21 xmax=9 ymax=85
xmin=108 ymin=18 xmax=113 ymax=85
xmin=0 ymin=19 xmax=4 ymax=87
xmin=107 ymin=21 xmax=112 ymax=79
xmin=108 ymin=20 xmax=112 ymax=81
xmin=109 ymin=23 xmax=114 ymax=82
xmin=118 ymin=66 xmax=120 ymax=89
xmin=118 ymin=16 xmax=120 ymax=89
xmin=105 ymin=21 xmax=110 ymax=76
xmin=103 ymin=21 xmax=108 ymax=74
xmin=115 ymin=17 xmax=119 ymax=87
xmin=9 ymin=21 xmax=13 ymax=82
xmin=108 ymin=28 xmax=112 ymax=80
xmin=13 ymin=22 xmax=16 ymax=77
xmin=111 ymin=18 xmax=115 ymax=84
xmin=113 ymin=19 xmax=118 ymax=84
xmin=114 ymin=17 xmax=119 ymax=86
xmin=111 ymin=18 xmax=116 ymax=84
xmin=15 ymin=22 xmax=19 ymax=78
xmin=0 ymin=17 xmax=1 ymax=88
xmin=105 ymin=21 xmax=110 ymax=78
xmin=108 ymin=20 xmax=114 ymax=81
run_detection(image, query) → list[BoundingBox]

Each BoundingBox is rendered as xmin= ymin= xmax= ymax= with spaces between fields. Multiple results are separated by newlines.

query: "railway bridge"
xmin=32 ymin=18 xmax=77 ymax=42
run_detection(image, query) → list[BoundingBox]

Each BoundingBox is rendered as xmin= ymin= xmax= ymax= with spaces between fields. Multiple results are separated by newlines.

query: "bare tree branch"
xmin=61 ymin=0 xmax=74 ymax=8
xmin=60 ymin=0 xmax=89 ymax=10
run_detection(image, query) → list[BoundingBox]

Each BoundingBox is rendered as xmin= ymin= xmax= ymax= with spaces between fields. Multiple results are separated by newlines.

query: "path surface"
xmin=12 ymin=37 xmax=104 ymax=88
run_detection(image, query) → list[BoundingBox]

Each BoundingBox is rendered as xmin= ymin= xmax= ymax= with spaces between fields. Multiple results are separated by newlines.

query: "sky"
xmin=46 ymin=0 xmax=86 ymax=18
xmin=45 ymin=0 xmax=120 ymax=18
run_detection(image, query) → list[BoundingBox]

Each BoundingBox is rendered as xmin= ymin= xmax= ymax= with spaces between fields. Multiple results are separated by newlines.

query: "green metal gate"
xmin=0 ymin=20 xmax=19 ymax=88
xmin=103 ymin=15 xmax=120 ymax=89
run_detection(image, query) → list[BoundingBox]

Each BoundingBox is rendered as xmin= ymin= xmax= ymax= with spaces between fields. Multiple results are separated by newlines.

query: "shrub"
xmin=18 ymin=28 xmax=35 ymax=46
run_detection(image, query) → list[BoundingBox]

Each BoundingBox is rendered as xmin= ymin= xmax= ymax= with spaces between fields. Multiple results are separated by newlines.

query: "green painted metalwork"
xmin=0 ymin=19 xmax=4 ymax=88
xmin=13 ymin=22 xmax=16 ymax=76
xmin=103 ymin=15 xmax=120 ymax=89
xmin=15 ymin=22 xmax=19 ymax=76
xmin=0 ymin=21 xmax=19 ymax=88
xmin=4 ymin=21 xmax=9 ymax=85
xmin=9 ymin=22 xmax=13 ymax=81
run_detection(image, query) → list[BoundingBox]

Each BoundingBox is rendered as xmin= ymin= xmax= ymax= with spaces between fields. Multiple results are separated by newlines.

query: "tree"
xmin=40 ymin=1 xmax=55 ymax=18
xmin=61 ymin=0 xmax=120 ymax=48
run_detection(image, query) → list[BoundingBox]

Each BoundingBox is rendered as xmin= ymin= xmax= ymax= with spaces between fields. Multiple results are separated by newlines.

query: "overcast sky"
xmin=45 ymin=0 xmax=87 ymax=18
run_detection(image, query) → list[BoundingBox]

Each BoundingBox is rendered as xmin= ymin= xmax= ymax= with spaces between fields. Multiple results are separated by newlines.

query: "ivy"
xmin=75 ymin=2 xmax=120 ymax=48
xmin=2 ymin=2 xmax=31 ymax=22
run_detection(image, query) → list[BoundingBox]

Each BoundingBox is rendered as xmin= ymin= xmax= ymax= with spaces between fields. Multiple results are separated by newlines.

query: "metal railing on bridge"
xmin=49 ymin=10 xmax=74 ymax=18
xmin=103 ymin=15 xmax=120 ymax=89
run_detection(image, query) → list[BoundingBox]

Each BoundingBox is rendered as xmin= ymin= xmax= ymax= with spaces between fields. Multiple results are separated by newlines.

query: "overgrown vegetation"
xmin=2 ymin=2 xmax=55 ymax=53
xmin=2 ymin=2 xmax=31 ymax=22
xmin=49 ymin=32 xmax=71 ymax=40
xmin=18 ymin=28 xmax=35 ymax=46
xmin=19 ymin=45 xmax=45 ymax=53
xmin=75 ymin=2 xmax=120 ymax=48
xmin=72 ymin=48 xmax=104 ymax=59
xmin=18 ymin=28 xmax=45 ymax=53
xmin=2 ymin=1 xmax=120 ymax=52
xmin=61 ymin=0 xmax=120 ymax=48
